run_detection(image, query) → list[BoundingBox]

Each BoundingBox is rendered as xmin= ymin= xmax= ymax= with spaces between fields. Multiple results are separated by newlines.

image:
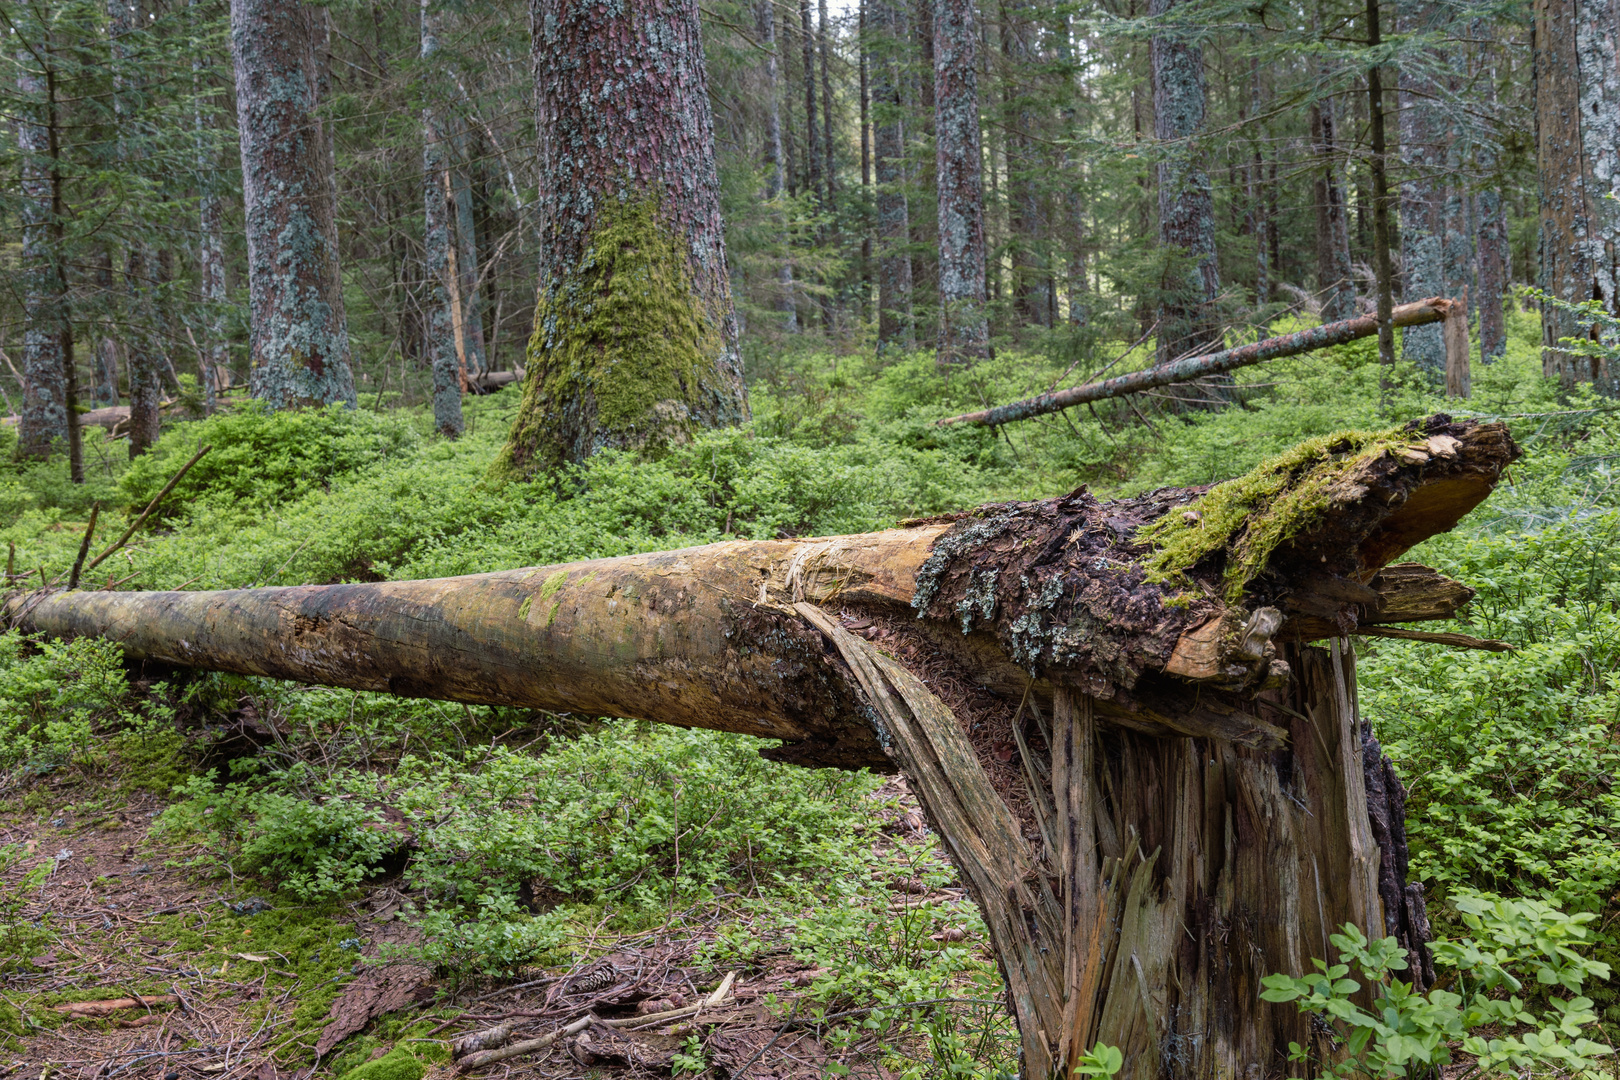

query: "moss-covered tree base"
xmin=493 ymin=197 xmax=748 ymax=480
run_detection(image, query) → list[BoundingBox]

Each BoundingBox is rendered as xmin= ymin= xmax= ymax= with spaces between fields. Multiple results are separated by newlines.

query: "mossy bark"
xmin=494 ymin=0 xmax=747 ymax=479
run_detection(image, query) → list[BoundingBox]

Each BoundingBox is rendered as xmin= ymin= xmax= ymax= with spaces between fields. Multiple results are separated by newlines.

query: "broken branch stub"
xmin=5 ymin=415 xmax=1519 ymax=1078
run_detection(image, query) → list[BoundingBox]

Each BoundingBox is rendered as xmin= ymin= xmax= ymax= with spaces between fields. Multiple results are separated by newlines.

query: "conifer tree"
xmin=495 ymin=0 xmax=749 ymax=477
xmin=231 ymin=0 xmax=358 ymax=409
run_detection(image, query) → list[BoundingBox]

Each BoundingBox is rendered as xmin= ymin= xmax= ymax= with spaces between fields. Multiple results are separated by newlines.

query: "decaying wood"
xmin=7 ymin=416 xmax=1521 ymax=1078
xmin=937 ymin=298 xmax=1463 ymax=428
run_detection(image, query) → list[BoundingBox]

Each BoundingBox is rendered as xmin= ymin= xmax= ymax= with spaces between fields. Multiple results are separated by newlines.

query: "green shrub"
xmin=1262 ymin=894 xmax=1612 ymax=1079
xmin=0 ymin=632 xmax=136 ymax=774
xmin=119 ymin=401 xmax=421 ymax=519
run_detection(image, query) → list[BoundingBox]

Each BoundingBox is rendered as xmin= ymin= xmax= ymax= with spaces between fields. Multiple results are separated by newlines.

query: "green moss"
xmin=492 ymin=195 xmax=726 ymax=480
xmin=516 ymin=596 xmax=532 ymax=621
xmin=1137 ymin=425 xmax=1411 ymax=602
xmin=334 ymin=1047 xmax=426 ymax=1080
xmin=536 ymin=569 xmax=569 ymax=602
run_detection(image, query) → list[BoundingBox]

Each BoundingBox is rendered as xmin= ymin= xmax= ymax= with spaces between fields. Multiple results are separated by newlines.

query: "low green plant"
xmin=0 ymin=631 xmax=137 ymax=775
xmin=1260 ymin=894 xmax=1612 ymax=1080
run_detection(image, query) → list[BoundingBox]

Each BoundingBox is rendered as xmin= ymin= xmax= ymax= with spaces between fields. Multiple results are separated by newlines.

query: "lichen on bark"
xmin=494 ymin=196 xmax=735 ymax=477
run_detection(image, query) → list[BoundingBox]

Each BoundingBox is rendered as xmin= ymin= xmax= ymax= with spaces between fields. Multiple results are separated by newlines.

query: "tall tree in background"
xmin=230 ymin=0 xmax=358 ymax=409
xmin=1150 ymin=0 xmax=1221 ymax=370
xmin=1534 ymin=0 xmax=1620 ymax=390
xmin=1475 ymin=24 xmax=1508 ymax=361
xmin=871 ymin=0 xmax=915 ymax=347
xmin=192 ymin=0 xmax=227 ymax=414
xmin=760 ymin=0 xmax=798 ymax=331
xmin=421 ymin=0 xmax=464 ymax=438
xmin=14 ymin=16 xmax=68 ymax=461
xmin=934 ymin=0 xmax=989 ymax=366
xmin=452 ymin=120 xmax=489 ymax=382
xmin=1396 ymin=0 xmax=1446 ymax=376
xmin=495 ymin=0 xmax=749 ymax=477
xmin=1310 ymin=76 xmax=1355 ymax=322
xmin=109 ymin=0 xmax=161 ymax=456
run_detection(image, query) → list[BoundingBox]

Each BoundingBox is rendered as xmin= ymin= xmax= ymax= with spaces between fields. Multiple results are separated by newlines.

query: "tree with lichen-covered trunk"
xmin=491 ymin=0 xmax=749 ymax=479
xmin=230 ymin=0 xmax=358 ymax=411
xmin=1151 ymin=0 xmax=1221 ymax=383
xmin=421 ymin=0 xmax=464 ymax=440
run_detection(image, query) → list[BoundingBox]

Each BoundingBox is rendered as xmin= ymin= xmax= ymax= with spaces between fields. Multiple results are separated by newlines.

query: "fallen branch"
xmin=55 ymin=994 xmax=178 ymax=1016
xmin=453 ymin=975 xmax=739 ymax=1071
xmin=937 ymin=298 xmax=1461 ymax=428
xmin=1353 ymin=625 xmax=1515 ymax=652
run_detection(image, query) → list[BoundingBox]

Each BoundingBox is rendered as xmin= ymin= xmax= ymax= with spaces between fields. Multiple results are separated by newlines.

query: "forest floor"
xmin=0 ymin=774 xmax=974 ymax=1080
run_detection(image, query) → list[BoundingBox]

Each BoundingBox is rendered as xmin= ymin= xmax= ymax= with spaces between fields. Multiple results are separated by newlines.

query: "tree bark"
xmin=1474 ymin=27 xmax=1508 ymax=364
xmin=1150 ymin=0 xmax=1222 ymax=378
xmin=15 ymin=27 xmax=67 ymax=461
xmin=761 ymin=0 xmax=799 ymax=332
xmin=93 ymin=247 xmax=121 ymax=409
xmin=1367 ymin=0 xmax=1398 ymax=369
xmin=452 ymin=128 xmax=490 ymax=383
xmin=934 ymin=0 xmax=990 ymax=366
xmin=192 ymin=0 xmax=227 ymax=416
xmin=422 ymin=0 xmax=465 ymax=439
xmin=1311 ymin=89 xmax=1356 ymax=323
xmin=1001 ymin=0 xmax=1050 ymax=332
xmin=1397 ymin=0 xmax=1446 ymax=377
xmin=872 ymin=0 xmax=915 ymax=349
xmin=230 ymin=0 xmax=358 ymax=410
xmin=1249 ymin=59 xmax=1270 ymax=310
xmin=496 ymin=0 xmax=748 ymax=477
xmin=9 ymin=418 xmax=1518 ymax=1079
xmin=1533 ymin=0 xmax=1620 ymax=390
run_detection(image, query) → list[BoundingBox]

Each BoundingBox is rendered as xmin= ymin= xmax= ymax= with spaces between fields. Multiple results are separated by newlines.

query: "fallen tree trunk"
xmin=5 ymin=416 xmax=1518 ymax=1078
xmin=938 ymin=298 xmax=1468 ymax=428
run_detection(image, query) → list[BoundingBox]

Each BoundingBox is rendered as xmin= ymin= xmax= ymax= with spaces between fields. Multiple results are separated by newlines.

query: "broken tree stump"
xmin=5 ymin=415 xmax=1519 ymax=1078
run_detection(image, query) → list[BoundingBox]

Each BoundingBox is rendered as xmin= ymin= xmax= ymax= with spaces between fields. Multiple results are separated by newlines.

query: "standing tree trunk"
xmin=1475 ymin=23 xmax=1508 ymax=361
xmin=801 ymin=0 xmax=823 ymax=212
xmin=452 ymin=130 xmax=490 ymax=383
xmin=1312 ymin=88 xmax=1356 ymax=323
xmin=15 ymin=32 xmax=67 ymax=461
xmin=934 ymin=0 xmax=990 ymax=366
xmin=1533 ymin=0 xmax=1620 ymax=390
xmin=230 ymin=0 xmax=358 ymax=410
xmin=107 ymin=0 xmax=161 ymax=458
xmin=1249 ymin=60 xmax=1270 ymax=310
xmin=859 ymin=0 xmax=873 ymax=322
xmin=818 ymin=0 xmax=837 ymax=331
xmin=495 ymin=0 xmax=749 ymax=478
xmin=1002 ymin=1 xmax=1049 ymax=332
xmin=1151 ymin=0 xmax=1222 ymax=375
xmin=421 ymin=0 xmax=465 ymax=439
xmin=1396 ymin=2 xmax=1446 ymax=377
xmin=761 ymin=0 xmax=799 ymax=332
xmin=872 ymin=0 xmax=915 ymax=349
xmin=10 ymin=418 xmax=1517 ymax=1080
xmin=192 ymin=4 xmax=228 ymax=416
xmin=93 ymin=248 xmax=121 ymax=408
xmin=1368 ymin=0 xmax=1399 ymax=369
